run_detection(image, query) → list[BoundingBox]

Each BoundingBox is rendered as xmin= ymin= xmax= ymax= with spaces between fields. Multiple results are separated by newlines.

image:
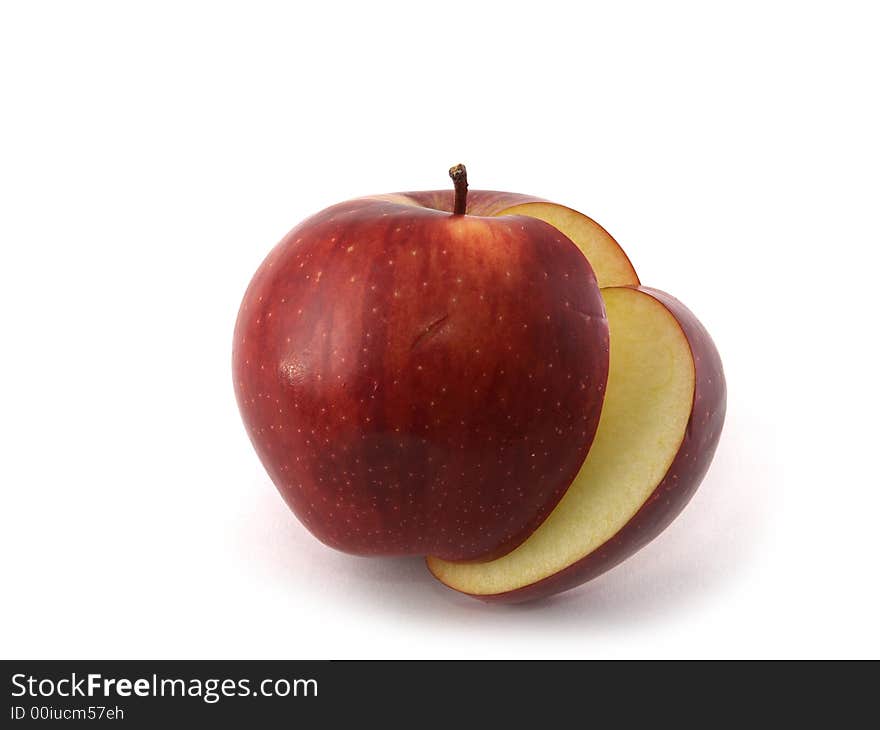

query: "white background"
xmin=2 ymin=1 xmax=878 ymax=659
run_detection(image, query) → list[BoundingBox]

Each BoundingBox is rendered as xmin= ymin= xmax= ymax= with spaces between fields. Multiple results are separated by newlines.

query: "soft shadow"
xmin=236 ymin=410 xmax=772 ymax=628
xmin=236 ymin=483 xmax=464 ymax=616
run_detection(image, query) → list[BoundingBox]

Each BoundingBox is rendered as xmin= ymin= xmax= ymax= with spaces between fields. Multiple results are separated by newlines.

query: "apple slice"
xmin=383 ymin=190 xmax=639 ymax=288
xmin=427 ymin=286 xmax=726 ymax=602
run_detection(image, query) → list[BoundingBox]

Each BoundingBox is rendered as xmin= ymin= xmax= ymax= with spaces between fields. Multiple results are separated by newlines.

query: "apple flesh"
xmin=233 ymin=196 xmax=610 ymax=561
xmin=427 ymin=286 xmax=726 ymax=601
xmin=386 ymin=190 xmax=640 ymax=288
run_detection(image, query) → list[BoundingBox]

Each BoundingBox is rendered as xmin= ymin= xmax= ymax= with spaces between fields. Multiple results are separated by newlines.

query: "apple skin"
xmin=383 ymin=189 xmax=640 ymax=287
xmin=381 ymin=190 xmax=547 ymax=216
xmin=233 ymin=196 xmax=610 ymax=561
xmin=430 ymin=286 xmax=726 ymax=601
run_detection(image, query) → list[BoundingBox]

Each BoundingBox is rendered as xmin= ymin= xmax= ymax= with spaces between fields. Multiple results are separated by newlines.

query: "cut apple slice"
xmin=427 ymin=286 xmax=726 ymax=602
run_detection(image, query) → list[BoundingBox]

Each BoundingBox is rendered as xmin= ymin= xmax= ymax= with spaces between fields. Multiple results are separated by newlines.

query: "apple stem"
xmin=449 ymin=164 xmax=468 ymax=215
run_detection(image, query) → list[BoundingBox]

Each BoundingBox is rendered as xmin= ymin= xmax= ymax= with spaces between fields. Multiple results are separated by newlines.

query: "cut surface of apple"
xmin=428 ymin=286 xmax=723 ymax=599
xmin=381 ymin=190 xmax=640 ymax=289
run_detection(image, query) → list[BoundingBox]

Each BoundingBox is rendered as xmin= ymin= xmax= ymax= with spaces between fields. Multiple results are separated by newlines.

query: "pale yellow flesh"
xmin=498 ymin=202 xmax=640 ymax=288
xmin=428 ymin=287 xmax=695 ymax=595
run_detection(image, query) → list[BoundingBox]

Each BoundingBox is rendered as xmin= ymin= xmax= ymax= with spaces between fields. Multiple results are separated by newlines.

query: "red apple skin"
xmin=392 ymin=190 xmax=631 ymax=249
xmin=386 ymin=190 xmax=544 ymax=216
xmin=233 ymin=197 xmax=610 ymax=561
xmin=438 ymin=286 xmax=726 ymax=602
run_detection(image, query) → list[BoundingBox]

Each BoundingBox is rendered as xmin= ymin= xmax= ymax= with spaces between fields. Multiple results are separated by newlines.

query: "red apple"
xmin=233 ymin=167 xmax=611 ymax=561
xmin=427 ymin=286 xmax=726 ymax=601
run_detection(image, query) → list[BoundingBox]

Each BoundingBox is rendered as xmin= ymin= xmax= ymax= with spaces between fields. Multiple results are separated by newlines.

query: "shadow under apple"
xmin=235 ymin=410 xmax=771 ymax=629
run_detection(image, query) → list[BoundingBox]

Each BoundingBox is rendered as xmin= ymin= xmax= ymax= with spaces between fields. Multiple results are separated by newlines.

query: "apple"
xmin=234 ymin=165 xmax=726 ymax=598
xmin=233 ymin=166 xmax=612 ymax=561
xmin=427 ymin=286 xmax=726 ymax=601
